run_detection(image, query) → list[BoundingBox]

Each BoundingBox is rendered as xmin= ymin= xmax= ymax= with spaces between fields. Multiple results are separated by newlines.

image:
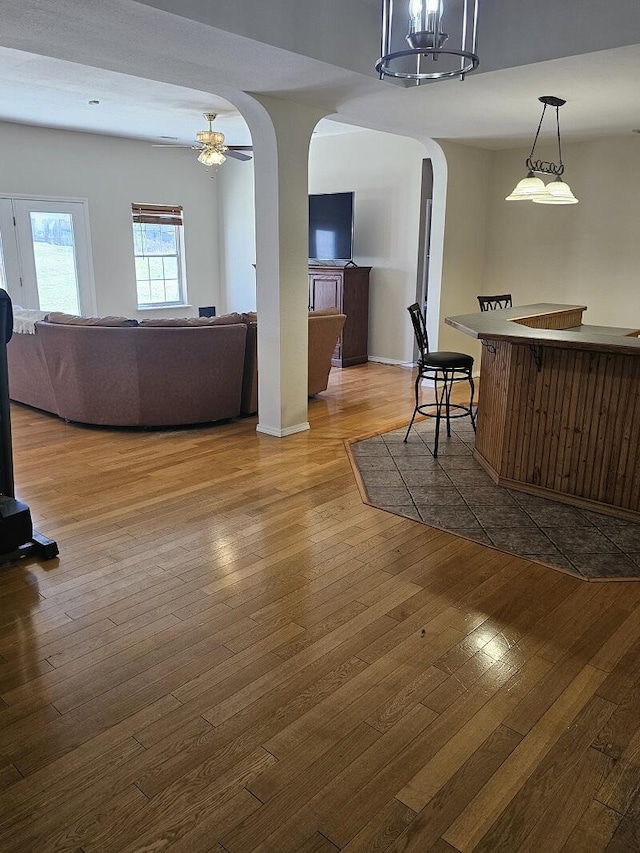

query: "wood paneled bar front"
xmin=446 ymin=304 xmax=640 ymax=521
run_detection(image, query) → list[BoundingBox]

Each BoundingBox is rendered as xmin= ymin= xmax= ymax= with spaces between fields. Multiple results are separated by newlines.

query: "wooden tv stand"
xmin=308 ymin=264 xmax=371 ymax=367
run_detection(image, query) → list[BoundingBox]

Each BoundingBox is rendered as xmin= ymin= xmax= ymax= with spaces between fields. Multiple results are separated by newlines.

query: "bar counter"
xmin=445 ymin=304 xmax=640 ymax=521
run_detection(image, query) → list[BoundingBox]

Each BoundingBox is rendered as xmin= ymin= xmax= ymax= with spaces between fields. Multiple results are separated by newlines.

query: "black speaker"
xmin=0 ymin=290 xmax=58 ymax=563
xmin=0 ymin=496 xmax=32 ymax=553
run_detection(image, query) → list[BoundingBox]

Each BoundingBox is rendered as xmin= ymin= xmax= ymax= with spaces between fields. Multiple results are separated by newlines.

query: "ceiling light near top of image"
xmin=376 ymin=0 xmax=479 ymax=84
xmin=195 ymin=113 xmax=227 ymax=166
xmin=152 ymin=113 xmax=253 ymax=167
xmin=506 ymin=96 xmax=578 ymax=205
xmin=197 ymin=147 xmax=226 ymax=166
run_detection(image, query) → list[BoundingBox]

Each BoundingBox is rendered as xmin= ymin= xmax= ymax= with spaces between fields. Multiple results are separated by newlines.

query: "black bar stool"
xmin=477 ymin=293 xmax=512 ymax=311
xmin=404 ymin=303 xmax=476 ymax=457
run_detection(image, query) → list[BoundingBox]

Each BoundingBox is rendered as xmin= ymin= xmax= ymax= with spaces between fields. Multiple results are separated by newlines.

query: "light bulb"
xmin=410 ymin=0 xmax=441 ymax=20
xmin=407 ymin=0 xmax=446 ymax=49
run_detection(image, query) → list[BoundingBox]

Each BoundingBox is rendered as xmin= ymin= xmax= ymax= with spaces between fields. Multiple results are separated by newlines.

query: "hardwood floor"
xmin=1 ymin=361 xmax=640 ymax=852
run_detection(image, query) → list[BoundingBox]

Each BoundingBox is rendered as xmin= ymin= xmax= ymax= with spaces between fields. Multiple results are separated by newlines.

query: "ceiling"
xmin=0 ymin=45 xmax=375 ymax=147
xmin=0 ymin=0 xmax=638 ymax=152
xmin=0 ymin=47 xmax=252 ymax=146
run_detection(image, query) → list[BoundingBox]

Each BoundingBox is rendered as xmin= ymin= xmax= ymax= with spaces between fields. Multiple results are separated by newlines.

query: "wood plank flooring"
xmin=1 ymin=362 xmax=640 ymax=851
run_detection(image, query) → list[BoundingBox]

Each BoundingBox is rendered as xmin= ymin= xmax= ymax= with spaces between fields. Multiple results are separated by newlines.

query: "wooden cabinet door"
xmin=309 ymin=274 xmax=343 ymax=312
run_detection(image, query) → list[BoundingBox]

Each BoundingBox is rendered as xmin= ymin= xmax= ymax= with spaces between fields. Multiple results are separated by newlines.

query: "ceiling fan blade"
xmin=227 ymin=145 xmax=253 ymax=151
xmin=226 ymin=149 xmax=252 ymax=162
xmin=151 ymin=144 xmax=194 ymax=148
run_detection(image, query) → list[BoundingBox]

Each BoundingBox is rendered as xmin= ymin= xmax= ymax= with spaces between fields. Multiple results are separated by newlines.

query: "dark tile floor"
xmin=352 ymin=420 xmax=640 ymax=580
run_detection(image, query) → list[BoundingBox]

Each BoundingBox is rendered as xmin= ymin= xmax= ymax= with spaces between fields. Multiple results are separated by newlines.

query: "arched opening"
xmin=217 ymin=116 xmax=448 ymax=371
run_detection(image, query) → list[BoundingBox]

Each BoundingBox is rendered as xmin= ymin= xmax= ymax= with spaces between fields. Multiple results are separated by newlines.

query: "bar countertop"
xmin=446 ymin=303 xmax=640 ymax=355
xmin=447 ymin=302 xmax=640 ymax=521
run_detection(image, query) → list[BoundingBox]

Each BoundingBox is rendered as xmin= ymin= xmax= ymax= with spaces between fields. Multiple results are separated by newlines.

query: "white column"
xmin=248 ymin=95 xmax=327 ymax=437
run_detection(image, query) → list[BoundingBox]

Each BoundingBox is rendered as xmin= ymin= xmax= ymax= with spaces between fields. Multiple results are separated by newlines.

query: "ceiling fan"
xmin=152 ymin=112 xmax=253 ymax=165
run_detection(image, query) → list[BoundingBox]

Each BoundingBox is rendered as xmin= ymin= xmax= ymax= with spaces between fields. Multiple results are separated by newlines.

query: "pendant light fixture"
xmin=376 ymin=0 xmax=479 ymax=84
xmin=506 ymin=96 xmax=578 ymax=205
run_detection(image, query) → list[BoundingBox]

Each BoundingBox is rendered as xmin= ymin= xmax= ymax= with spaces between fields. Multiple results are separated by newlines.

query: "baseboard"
xmin=368 ymin=357 xmax=413 ymax=367
xmin=474 ymin=449 xmax=640 ymax=523
xmin=367 ymin=358 xmax=479 ymax=381
xmin=256 ymin=422 xmax=310 ymax=437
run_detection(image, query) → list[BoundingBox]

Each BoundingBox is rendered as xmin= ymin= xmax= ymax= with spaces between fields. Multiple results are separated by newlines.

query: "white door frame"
xmin=0 ymin=192 xmax=97 ymax=315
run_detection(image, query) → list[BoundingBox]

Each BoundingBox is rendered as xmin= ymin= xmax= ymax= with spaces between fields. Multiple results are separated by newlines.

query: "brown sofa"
xmin=8 ymin=318 xmax=248 ymax=427
xmin=7 ymin=308 xmax=346 ymax=427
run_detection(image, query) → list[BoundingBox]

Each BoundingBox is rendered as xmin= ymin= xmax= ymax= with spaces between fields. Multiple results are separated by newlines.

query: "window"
xmin=132 ymin=203 xmax=187 ymax=309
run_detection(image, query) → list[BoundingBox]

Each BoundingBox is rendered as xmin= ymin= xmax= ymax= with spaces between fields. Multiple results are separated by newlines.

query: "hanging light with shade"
xmin=506 ymin=96 xmax=578 ymax=205
xmin=376 ymin=0 xmax=480 ymax=84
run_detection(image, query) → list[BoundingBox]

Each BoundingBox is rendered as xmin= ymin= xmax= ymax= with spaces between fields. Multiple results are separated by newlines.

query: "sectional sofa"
xmin=7 ymin=309 xmax=346 ymax=427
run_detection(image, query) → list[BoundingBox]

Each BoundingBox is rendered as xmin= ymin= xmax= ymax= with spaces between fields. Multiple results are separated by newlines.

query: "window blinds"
xmin=131 ymin=203 xmax=183 ymax=226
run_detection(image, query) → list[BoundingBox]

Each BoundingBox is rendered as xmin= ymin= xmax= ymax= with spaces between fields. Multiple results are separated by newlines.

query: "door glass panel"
xmin=29 ymin=211 xmax=80 ymax=314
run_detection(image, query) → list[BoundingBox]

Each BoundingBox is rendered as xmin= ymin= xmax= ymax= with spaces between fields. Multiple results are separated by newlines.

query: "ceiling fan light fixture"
xmin=198 ymin=147 xmax=226 ymax=166
xmin=153 ymin=112 xmax=251 ymax=167
xmin=196 ymin=129 xmax=225 ymax=147
xmin=195 ymin=113 xmax=228 ymax=167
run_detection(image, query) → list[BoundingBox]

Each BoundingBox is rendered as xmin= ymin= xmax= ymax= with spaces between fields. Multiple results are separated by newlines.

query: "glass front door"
xmin=0 ymin=197 xmax=94 ymax=315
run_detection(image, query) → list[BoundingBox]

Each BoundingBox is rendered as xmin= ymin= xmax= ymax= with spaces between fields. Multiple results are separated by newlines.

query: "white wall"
xmin=0 ymin=121 xmax=220 ymax=319
xmin=434 ymin=140 xmax=492 ymax=362
xmin=308 ymin=129 xmax=426 ymax=364
xmin=484 ymin=135 xmax=640 ymax=330
xmin=217 ymin=157 xmax=256 ymax=314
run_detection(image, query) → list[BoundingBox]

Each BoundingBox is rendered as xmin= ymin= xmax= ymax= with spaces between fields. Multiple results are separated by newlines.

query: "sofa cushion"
xmin=139 ymin=313 xmax=245 ymax=327
xmin=46 ymin=312 xmax=138 ymax=327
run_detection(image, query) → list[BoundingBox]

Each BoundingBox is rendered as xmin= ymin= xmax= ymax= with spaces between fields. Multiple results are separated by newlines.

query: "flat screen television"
xmin=309 ymin=192 xmax=353 ymax=261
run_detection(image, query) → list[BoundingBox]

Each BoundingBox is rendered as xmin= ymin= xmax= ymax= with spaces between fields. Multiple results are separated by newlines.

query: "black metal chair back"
xmin=477 ymin=294 xmax=512 ymax=311
xmin=405 ymin=303 xmax=476 ymax=456
xmin=407 ymin=302 xmax=429 ymax=356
